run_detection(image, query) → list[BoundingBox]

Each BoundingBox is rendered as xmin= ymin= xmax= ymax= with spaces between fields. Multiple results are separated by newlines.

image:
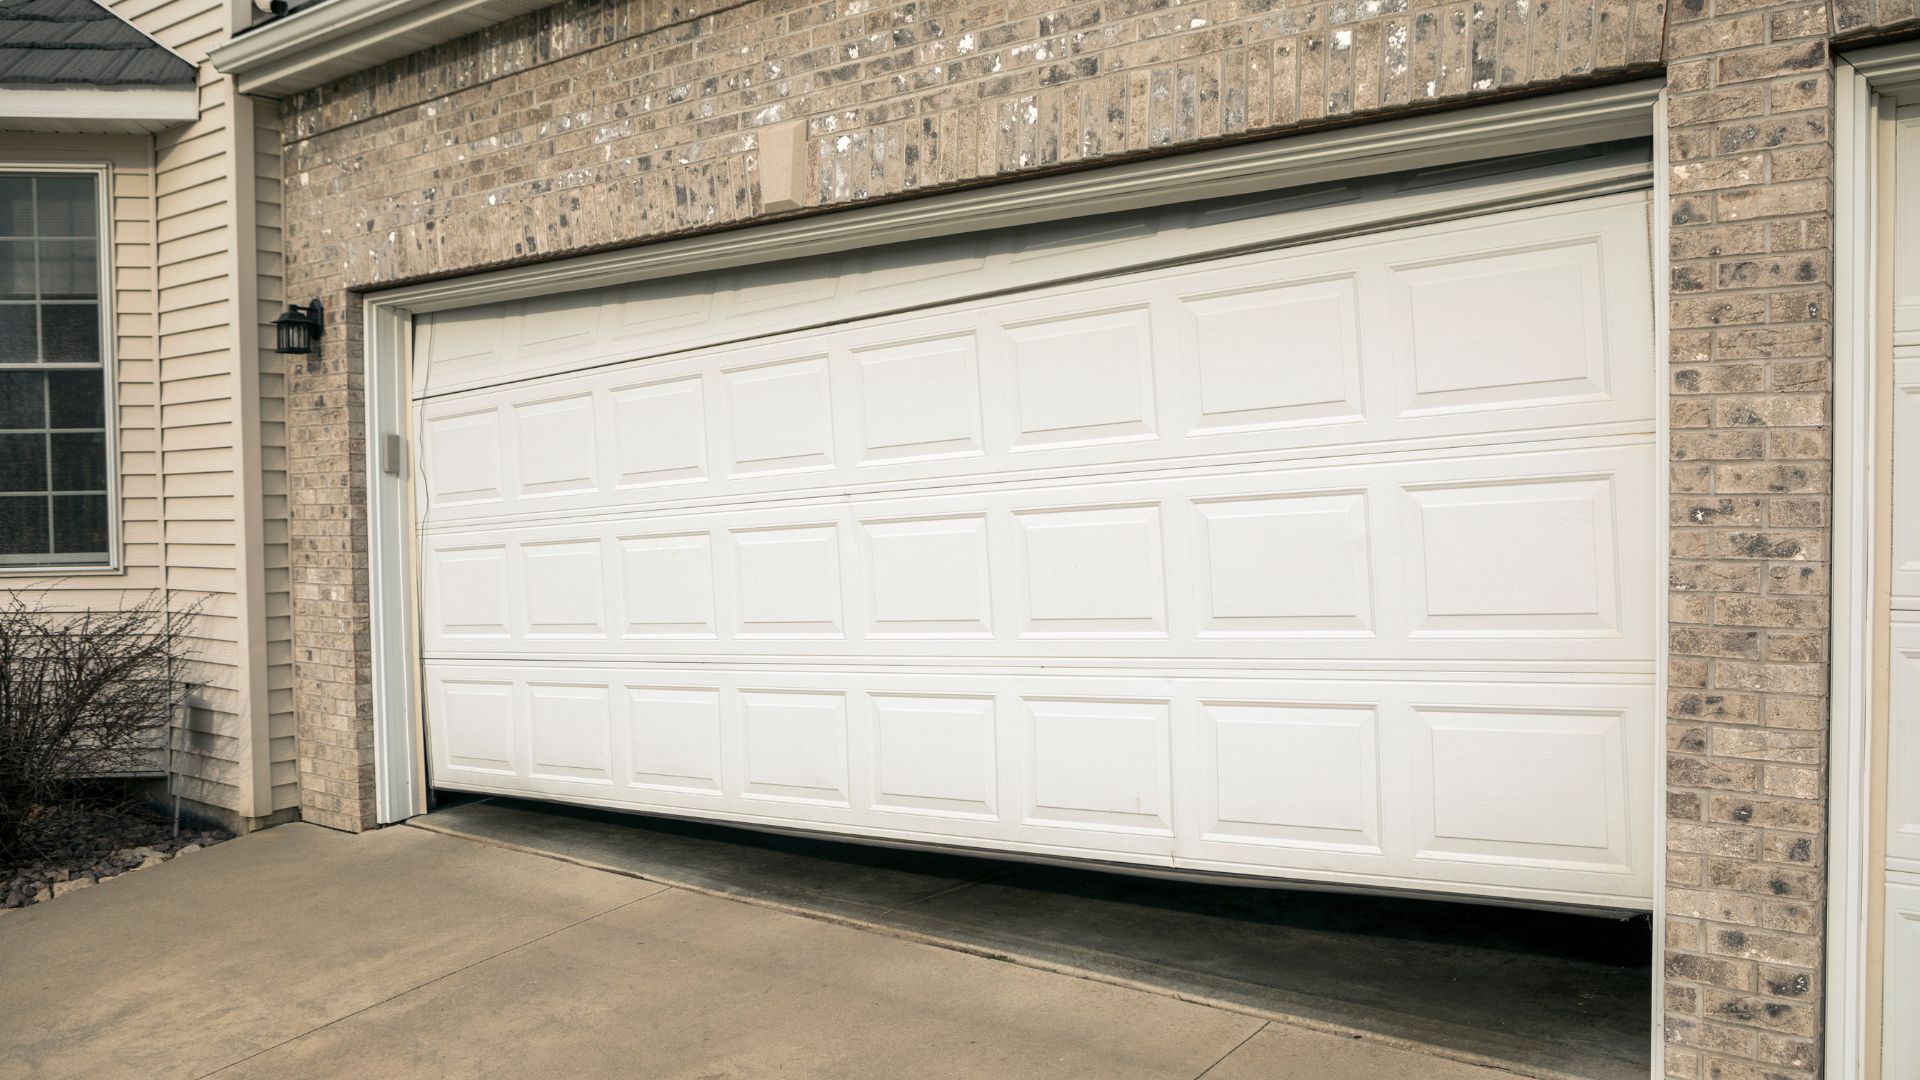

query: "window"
xmin=0 ymin=171 xmax=111 ymax=568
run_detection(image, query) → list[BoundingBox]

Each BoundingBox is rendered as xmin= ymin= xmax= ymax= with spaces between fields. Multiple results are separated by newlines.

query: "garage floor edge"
xmin=409 ymin=797 xmax=1650 ymax=1080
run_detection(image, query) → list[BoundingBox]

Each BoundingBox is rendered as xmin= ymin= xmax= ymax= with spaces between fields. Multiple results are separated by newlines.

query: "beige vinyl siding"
xmin=0 ymin=134 xmax=161 ymax=607
xmin=152 ymin=64 xmax=246 ymax=813
xmin=1 ymin=4 xmax=283 ymax=826
xmin=252 ymin=101 xmax=296 ymax=812
xmin=62 ymin=0 xmax=289 ymax=823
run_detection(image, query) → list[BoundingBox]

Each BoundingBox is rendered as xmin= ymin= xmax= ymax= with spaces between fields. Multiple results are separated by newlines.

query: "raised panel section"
xmin=1886 ymin=881 xmax=1920 ymax=1080
xmin=1183 ymin=276 xmax=1363 ymax=431
xmin=417 ymin=308 xmax=503 ymax=391
xmin=611 ymin=376 xmax=707 ymax=487
xmin=512 ymin=394 xmax=599 ymax=498
xmin=612 ymin=278 xmax=715 ymax=337
xmin=732 ymin=524 xmax=843 ymax=637
xmin=871 ymin=693 xmax=996 ymax=818
xmin=428 ymin=546 xmax=510 ymax=638
xmin=1025 ymin=697 xmax=1170 ymax=832
xmin=527 ymin=684 xmax=613 ymax=784
xmin=860 ymin=515 xmax=992 ymax=637
xmin=1194 ymin=492 xmax=1373 ymax=635
xmin=423 ymin=410 xmax=503 ymax=506
xmin=518 ymin=294 xmax=602 ymax=356
xmin=1393 ymin=239 xmax=1609 ymax=414
xmin=723 ymin=355 xmax=834 ymax=476
xmin=1203 ymin=701 xmax=1380 ymax=851
xmin=412 ymin=189 xmax=1658 ymax=909
xmin=521 ymin=541 xmax=605 ymax=638
xmin=627 ymin=686 xmax=722 ymax=793
xmin=1005 ymin=306 xmax=1158 ymax=448
xmin=853 ymin=333 xmax=983 ymax=462
xmin=439 ymin=681 xmax=516 ymax=776
xmin=1891 ymin=370 xmax=1920 ymax=601
xmin=1412 ymin=706 xmax=1630 ymax=872
xmin=1015 ymin=504 xmax=1166 ymax=636
xmin=741 ymin=690 xmax=849 ymax=805
xmin=1887 ymin=628 xmax=1920 ymax=866
xmin=619 ymin=533 xmax=715 ymax=637
xmin=1404 ymin=477 xmax=1619 ymax=635
xmin=731 ymin=262 xmax=840 ymax=315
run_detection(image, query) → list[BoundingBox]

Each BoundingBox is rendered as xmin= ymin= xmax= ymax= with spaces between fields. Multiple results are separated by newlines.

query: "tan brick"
xmin=268 ymin=6 xmax=1846 ymax=1077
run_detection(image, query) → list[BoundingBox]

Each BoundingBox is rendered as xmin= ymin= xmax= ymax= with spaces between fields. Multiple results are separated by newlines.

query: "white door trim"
xmin=363 ymin=78 xmax=1668 ymax=1075
xmin=1832 ymin=43 xmax=1920 ymax=1080
xmin=1650 ymin=89 xmax=1673 ymax=1080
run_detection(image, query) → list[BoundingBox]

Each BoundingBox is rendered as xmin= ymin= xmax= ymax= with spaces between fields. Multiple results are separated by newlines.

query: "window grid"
xmin=0 ymin=170 xmax=112 ymax=569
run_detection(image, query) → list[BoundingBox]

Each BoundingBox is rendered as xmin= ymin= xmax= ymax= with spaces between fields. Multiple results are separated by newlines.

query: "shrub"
xmin=0 ymin=593 xmax=195 ymax=861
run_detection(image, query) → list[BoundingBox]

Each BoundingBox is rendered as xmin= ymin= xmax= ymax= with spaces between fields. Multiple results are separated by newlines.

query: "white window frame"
xmin=360 ymin=80 xmax=1670 ymax=1076
xmin=0 ymin=162 xmax=120 ymax=576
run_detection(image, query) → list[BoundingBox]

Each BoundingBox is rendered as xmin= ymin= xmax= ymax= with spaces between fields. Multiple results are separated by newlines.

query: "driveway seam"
xmin=189 ymin=883 xmax=674 ymax=1079
xmin=1190 ymin=1020 xmax=1269 ymax=1080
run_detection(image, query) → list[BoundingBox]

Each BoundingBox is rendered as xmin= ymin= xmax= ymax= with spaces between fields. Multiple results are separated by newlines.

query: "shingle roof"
xmin=0 ymin=0 xmax=195 ymax=86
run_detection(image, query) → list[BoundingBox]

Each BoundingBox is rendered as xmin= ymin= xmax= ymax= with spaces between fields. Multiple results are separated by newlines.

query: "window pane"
xmin=36 ymin=241 xmax=96 ymax=300
xmin=49 ymin=431 xmax=104 ymax=491
xmin=0 ymin=240 xmax=34 ymax=300
xmin=0 ymin=371 xmax=45 ymax=428
xmin=41 ymin=303 xmax=97 ymax=363
xmin=0 ymin=432 xmax=46 ymax=491
xmin=52 ymin=494 xmax=106 ymax=555
xmin=34 ymin=176 xmax=96 ymax=238
xmin=47 ymin=371 xmax=103 ymax=428
xmin=0 ymin=496 xmax=48 ymax=555
xmin=0 ymin=304 xmax=34 ymax=361
xmin=0 ymin=177 xmax=31 ymax=237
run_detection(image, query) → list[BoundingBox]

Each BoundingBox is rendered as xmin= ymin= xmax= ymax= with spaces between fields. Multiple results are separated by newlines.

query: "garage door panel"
xmin=415 ymin=184 xmax=1656 ymax=907
xmin=1388 ymin=231 xmax=1618 ymax=416
xmin=412 ymin=150 xmax=1648 ymax=400
xmin=418 ymin=443 xmax=1652 ymax=665
xmin=425 ymin=663 xmax=1651 ymax=905
xmin=413 ymin=198 xmax=1652 ymax=530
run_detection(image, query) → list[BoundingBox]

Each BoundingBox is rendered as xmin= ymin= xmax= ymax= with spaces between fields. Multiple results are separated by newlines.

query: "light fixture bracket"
xmin=273 ymin=299 xmax=324 ymax=355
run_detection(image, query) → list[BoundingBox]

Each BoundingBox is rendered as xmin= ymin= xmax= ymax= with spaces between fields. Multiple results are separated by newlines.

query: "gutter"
xmin=209 ymin=0 xmax=548 ymax=97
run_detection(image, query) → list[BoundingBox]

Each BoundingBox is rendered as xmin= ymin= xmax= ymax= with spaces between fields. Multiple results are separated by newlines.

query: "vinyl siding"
xmin=0 ymin=133 xmax=162 ymax=609
xmin=0 ymin=0 xmax=294 ymax=823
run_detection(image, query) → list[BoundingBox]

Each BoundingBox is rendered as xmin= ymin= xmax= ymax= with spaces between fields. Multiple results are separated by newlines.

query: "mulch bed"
xmin=1 ymin=803 xmax=231 ymax=911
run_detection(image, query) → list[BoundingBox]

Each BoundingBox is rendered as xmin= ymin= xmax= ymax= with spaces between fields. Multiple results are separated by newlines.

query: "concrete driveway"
xmin=0 ymin=824 xmax=1517 ymax=1079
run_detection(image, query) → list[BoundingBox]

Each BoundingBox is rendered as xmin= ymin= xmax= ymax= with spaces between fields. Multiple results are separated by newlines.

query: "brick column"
xmin=286 ymin=282 xmax=377 ymax=833
xmin=1661 ymin=2 xmax=1834 ymax=1075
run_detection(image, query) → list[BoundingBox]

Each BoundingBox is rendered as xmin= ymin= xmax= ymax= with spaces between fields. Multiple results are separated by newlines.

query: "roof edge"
xmin=210 ymin=0 xmax=546 ymax=97
xmin=0 ymin=83 xmax=199 ymax=123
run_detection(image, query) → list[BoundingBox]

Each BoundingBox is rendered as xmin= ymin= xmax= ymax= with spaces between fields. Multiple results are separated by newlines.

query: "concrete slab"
xmin=887 ymin=863 xmax=1648 ymax=1080
xmin=1205 ymin=1025 xmax=1519 ymax=1080
xmin=0 ymin=824 xmax=664 ymax=1080
xmin=413 ymin=794 xmax=1019 ymax=920
xmin=420 ymin=797 xmax=1650 ymax=1080
xmin=213 ymin=887 xmax=1266 ymax=1080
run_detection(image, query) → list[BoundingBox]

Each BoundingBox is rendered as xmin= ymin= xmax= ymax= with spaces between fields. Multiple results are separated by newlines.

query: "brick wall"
xmin=1660 ymin=2 xmax=1837 ymax=1075
xmin=272 ymin=0 xmax=1915 ymax=1073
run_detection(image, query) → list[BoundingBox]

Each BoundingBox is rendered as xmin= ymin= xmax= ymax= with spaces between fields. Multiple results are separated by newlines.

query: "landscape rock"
xmin=2 ymin=805 xmax=232 ymax=910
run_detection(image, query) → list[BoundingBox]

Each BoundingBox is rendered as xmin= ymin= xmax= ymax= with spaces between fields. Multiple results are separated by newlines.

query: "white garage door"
xmin=410 ymin=164 xmax=1657 ymax=908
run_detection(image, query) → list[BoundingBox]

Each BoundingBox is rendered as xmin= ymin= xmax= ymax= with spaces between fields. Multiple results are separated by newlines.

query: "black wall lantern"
xmin=273 ymin=299 xmax=324 ymax=355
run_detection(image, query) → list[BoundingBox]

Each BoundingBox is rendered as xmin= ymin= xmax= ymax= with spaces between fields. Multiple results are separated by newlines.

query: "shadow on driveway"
xmin=416 ymin=795 xmax=1651 ymax=1080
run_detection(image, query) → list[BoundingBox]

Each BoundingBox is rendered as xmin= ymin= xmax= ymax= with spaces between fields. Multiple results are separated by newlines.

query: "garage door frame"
xmin=1831 ymin=42 xmax=1920 ymax=1080
xmin=359 ymin=75 xmax=1670 ymax=1063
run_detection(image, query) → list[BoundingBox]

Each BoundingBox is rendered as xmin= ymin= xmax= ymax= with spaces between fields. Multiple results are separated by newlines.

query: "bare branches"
xmin=0 ymin=593 xmax=197 ymax=860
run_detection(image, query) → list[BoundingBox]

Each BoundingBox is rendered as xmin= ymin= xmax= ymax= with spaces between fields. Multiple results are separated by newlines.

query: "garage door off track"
xmin=408 ymin=170 xmax=1657 ymax=909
